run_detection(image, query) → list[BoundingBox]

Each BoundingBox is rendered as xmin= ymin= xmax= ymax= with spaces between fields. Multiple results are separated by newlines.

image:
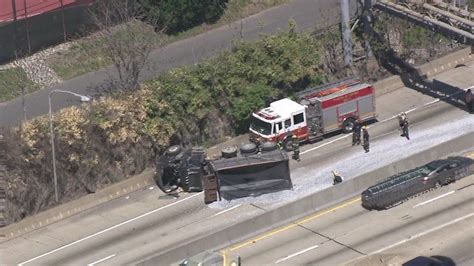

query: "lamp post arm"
xmin=48 ymin=89 xmax=90 ymax=203
xmin=49 ymin=89 xmax=91 ymax=102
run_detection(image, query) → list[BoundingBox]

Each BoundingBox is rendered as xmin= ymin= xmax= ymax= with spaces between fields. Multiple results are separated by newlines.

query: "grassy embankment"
xmin=0 ymin=67 xmax=37 ymax=102
xmin=3 ymin=25 xmax=324 ymax=224
xmin=48 ymin=0 xmax=288 ymax=80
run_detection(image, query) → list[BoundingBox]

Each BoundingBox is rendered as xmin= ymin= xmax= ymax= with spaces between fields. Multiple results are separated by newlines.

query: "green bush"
xmin=4 ymin=26 xmax=326 ymax=224
xmin=140 ymin=0 xmax=228 ymax=34
xmin=145 ymin=27 xmax=324 ymax=144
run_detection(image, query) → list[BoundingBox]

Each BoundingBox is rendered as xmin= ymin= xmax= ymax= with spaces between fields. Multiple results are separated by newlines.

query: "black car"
xmin=362 ymin=156 xmax=474 ymax=210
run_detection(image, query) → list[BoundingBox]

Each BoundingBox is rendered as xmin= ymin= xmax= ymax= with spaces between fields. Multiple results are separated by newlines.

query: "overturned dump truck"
xmin=208 ymin=142 xmax=292 ymax=201
xmin=154 ymin=145 xmax=207 ymax=193
xmin=154 ymin=142 xmax=292 ymax=203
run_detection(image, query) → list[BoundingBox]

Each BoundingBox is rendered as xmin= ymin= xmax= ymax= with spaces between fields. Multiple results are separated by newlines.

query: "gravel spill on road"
xmin=209 ymin=111 xmax=474 ymax=209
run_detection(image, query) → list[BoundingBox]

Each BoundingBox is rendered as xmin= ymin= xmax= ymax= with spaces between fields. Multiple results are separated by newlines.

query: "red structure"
xmin=0 ymin=0 xmax=94 ymax=23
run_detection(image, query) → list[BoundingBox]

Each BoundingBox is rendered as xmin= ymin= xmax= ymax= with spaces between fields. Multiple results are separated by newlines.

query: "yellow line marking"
xmin=221 ymin=250 xmax=227 ymax=266
xmin=224 ymin=197 xmax=361 ymax=253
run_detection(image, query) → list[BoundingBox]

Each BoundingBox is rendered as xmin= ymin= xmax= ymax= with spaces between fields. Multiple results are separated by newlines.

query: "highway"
xmin=0 ymin=62 xmax=473 ymax=265
xmin=222 ymin=173 xmax=474 ymax=265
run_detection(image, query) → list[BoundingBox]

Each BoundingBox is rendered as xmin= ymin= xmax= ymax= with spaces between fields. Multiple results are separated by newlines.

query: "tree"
xmin=89 ymin=0 xmax=160 ymax=91
xmin=139 ymin=0 xmax=228 ymax=34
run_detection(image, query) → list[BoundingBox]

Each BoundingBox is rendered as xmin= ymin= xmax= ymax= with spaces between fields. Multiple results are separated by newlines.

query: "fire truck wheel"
xmin=342 ymin=118 xmax=356 ymax=133
xmin=166 ymin=145 xmax=182 ymax=157
xmin=283 ymin=138 xmax=294 ymax=152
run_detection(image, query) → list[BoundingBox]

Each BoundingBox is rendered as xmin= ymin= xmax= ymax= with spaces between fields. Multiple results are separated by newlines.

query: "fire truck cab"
xmin=249 ymin=98 xmax=307 ymax=149
xmin=249 ymin=77 xmax=377 ymax=151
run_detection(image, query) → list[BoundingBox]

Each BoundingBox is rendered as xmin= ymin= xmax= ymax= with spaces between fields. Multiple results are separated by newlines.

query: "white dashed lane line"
xmin=275 ymin=244 xmax=320 ymax=264
xmin=87 ymin=254 xmax=116 ymax=266
xmin=413 ymin=191 xmax=455 ymax=208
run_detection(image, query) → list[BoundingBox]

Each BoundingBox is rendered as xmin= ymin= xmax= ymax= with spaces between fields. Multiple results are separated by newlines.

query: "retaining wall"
xmin=142 ymin=132 xmax=474 ymax=265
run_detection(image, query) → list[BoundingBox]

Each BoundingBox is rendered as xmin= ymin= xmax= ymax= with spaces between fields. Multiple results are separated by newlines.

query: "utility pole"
xmin=362 ymin=0 xmax=374 ymax=58
xmin=340 ymin=0 xmax=353 ymax=66
xmin=48 ymin=90 xmax=91 ymax=202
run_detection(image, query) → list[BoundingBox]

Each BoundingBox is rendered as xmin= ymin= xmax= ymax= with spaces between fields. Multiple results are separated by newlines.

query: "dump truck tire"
xmin=240 ymin=143 xmax=258 ymax=155
xmin=261 ymin=141 xmax=278 ymax=152
xmin=166 ymin=145 xmax=182 ymax=157
xmin=221 ymin=147 xmax=238 ymax=158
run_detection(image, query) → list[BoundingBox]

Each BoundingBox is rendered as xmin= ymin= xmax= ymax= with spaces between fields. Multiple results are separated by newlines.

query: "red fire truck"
xmin=249 ymin=77 xmax=377 ymax=150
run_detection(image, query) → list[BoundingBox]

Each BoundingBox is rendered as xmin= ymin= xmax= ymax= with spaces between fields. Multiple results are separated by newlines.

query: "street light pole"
xmin=48 ymin=89 xmax=91 ymax=202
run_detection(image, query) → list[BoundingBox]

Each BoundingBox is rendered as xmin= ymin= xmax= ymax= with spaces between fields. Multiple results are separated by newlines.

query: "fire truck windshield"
xmin=250 ymin=116 xmax=272 ymax=135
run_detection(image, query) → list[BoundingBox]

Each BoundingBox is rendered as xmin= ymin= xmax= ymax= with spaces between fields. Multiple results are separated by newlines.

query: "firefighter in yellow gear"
xmin=362 ymin=126 xmax=370 ymax=153
xmin=291 ymin=135 xmax=300 ymax=161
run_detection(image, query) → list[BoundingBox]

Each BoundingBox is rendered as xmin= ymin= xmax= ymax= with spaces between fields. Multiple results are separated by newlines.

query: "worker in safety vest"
xmin=398 ymin=112 xmax=410 ymax=140
xmin=291 ymin=135 xmax=300 ymax=162
xmin=362 ymin=126 xmax=370 ymax=153
xmin=332 ymin=170 xmax=344 ymax=185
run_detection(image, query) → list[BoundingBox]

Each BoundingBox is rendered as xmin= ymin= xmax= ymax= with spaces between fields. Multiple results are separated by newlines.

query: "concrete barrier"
xmin=0 ymin=169 xmax=155 ymax=240
xmin=142 ymin=132 xmax=474 ymax=265
xmin=373 ymin=75 xmax=404 ymax=97
xmin=419 ymin=48 xmax=474 ymax=78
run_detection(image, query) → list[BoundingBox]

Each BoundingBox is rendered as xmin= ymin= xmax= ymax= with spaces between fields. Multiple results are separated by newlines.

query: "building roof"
xmin=0 ymin=0 xmax=93 ymax=23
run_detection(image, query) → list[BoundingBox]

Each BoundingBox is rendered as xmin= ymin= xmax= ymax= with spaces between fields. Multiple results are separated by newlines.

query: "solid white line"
xmin=301 ymin=135 xmax=348 ymax=155
xmin=18 ymin=192 xmax=203 ymax=265
xmin=87 ymin=254 xmax=116 ymax=266
xmin=275 ymin=244 xmax=319 ymax=263
xmin=212 ymin=204 xmax=242 ymax=217
xmin=413 ymin=191 xmax=455 ymax=208
xmin=370 ymin=212 xmax=474 ymax=255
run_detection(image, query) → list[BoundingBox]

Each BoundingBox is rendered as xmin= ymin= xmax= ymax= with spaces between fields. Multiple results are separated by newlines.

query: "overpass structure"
xmin=372 ymin=0 xmax=473 ymax=45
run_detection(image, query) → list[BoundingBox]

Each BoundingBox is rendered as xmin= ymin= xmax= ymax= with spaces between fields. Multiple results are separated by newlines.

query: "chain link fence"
xmin=0 ymin=3 xmax=94 ymax=63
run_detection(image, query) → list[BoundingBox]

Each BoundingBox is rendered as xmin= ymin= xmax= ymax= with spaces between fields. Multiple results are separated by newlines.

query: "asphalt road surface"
xmin=0 ymin=0 xmax=358 ymax=127
xmin=1 ymin=61 xmax=472 ymax=265
xmin=222 ymin=174 xmax=474 ymax=266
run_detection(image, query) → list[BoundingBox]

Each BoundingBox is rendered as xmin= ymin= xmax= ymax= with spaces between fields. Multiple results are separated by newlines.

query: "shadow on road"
xmin=375 ymin=46 xmax=471 ymax=114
